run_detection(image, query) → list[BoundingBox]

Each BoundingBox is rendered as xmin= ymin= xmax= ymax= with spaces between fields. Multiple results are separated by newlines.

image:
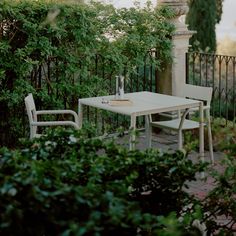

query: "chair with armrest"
xmin=148 ymin=84 xmax=214 ymax=164
xmin=25 ymin=93 xmax=79 ymax=139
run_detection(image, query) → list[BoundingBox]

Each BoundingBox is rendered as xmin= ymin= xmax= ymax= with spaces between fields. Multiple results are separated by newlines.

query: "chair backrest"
xmin=25 ymin=93 xmax=37 ymax=138
xmin=180 ymin=84 xmax=213 ymax=106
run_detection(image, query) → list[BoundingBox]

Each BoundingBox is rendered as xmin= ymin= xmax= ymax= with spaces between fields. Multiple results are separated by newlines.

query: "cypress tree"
xmin=216 ymin=0 xmax=224 ymax=23
xmin=186 ymin=0 xmax=223 ymax=52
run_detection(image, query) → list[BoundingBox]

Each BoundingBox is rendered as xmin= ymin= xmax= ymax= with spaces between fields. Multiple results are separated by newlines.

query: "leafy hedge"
xmin=0 ymin=0 xmax=174 ymax=146
xmin=0 ymin=128 xmax=206 ymax=235
xmin=202 ymin=145 xmax=236 ymax=235
xmin=1 ymin=128 xmax=235 ymax=235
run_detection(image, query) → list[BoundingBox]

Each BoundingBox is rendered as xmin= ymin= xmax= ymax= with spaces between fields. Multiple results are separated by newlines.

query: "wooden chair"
xmin=25 ymin=93 xmax=79 ymax=139
xmin=148 ymin=84 xmax=214 ymax=164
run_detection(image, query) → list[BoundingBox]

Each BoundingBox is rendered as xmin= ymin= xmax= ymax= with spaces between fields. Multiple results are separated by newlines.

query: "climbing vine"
xmin=0 ymin=0 xmax=174 ymax=146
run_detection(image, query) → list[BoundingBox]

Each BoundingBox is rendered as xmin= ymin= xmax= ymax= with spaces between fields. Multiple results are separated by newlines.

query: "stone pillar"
xmin=157 ymin=0 xmax=195 ymax=96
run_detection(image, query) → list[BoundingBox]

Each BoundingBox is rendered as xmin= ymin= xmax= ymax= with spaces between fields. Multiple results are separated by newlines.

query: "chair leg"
xmin=206 ymin=112 xmax=214 ymax=164
xmin=147 ymin=126 xmax=152 ymax=148
xmin=30 ymin=125 xmax=36 ymax=139
xmin=178 ymin=129 xmax=183 ymax=150
xmin=145 ymin=115 xmax=152 ymax=148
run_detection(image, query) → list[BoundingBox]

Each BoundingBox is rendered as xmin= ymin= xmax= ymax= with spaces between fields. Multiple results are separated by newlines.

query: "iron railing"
xmin=186 ymin=52 xmax=236 ymax=127
xmin=3 ymin=50 xmax=236 ymax=146
xmin=0 ymin=50 xmax=160 ymax=146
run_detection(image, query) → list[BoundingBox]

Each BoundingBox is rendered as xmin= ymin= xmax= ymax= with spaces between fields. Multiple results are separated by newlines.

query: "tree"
xmin=186 ymin=0 xmax=224 ymax=52
xmin=216 ymin=0 xmax=224 ymax=23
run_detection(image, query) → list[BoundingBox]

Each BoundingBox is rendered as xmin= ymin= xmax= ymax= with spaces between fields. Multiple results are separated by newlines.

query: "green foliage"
xmin=181 ymin=117 xmax=236 ymax=153
xmin=0 ymin=0 xmax=174 ymax=146
xmin=216 ymin=0 xmax=224 ymax=23
xmin=183 ymin=130 xmax=199 ymax=153
xmin=186 ymin=0 xmax=220 ymax=52
xmin=174 ymin=116 xmax=236 ymax=234
xmin=211 ymin=118 xmax=236 ymax=151
xmin=202 ymin=153 xmax=236 ymax=235
xmin=0 ymin=128 xmax=206 ymax=235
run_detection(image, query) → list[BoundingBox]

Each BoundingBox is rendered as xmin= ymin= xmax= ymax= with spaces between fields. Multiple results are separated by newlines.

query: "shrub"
xmin=0 ymin=128 xmax=205 ymax=235
xmin=201 ymin=145 xmax=236 ymax=235
xmin=211 ymin=118 xmax=236 ymax=151
xmin=181 ymin=117 xmax=236 ymax=153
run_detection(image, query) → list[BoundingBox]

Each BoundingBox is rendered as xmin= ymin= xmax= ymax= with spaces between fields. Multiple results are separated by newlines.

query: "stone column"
xmin=157 ymin=0 xmax=195 ymax=96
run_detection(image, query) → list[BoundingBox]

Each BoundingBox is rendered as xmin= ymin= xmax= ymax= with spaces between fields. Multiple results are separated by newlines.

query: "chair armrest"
xmin=31 ymin=121 xmax=79 ymax=129
xmin=203 ymin=105 xmax=210 ymax=110
xmin=36 ymin=110 xmax=79 ymax=125
xmin=178 ymin=108 xmax=191 ymax=130
xmin=189 ymin=105 xmax=210 ymax=111
xmin=183 ymin=105 xmax=210 ymax=120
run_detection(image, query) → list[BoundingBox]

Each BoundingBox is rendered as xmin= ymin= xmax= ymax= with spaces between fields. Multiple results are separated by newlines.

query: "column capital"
xmin=158 ymin=0 xmax=188 ymax=31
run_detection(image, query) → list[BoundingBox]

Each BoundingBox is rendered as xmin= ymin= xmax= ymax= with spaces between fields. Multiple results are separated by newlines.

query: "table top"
xmin=79 ymin=91 xmax=201 ymax=116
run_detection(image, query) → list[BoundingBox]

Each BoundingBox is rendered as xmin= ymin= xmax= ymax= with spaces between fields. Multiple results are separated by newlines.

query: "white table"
xmin=78 ymin=91 xmax=204 ymax=160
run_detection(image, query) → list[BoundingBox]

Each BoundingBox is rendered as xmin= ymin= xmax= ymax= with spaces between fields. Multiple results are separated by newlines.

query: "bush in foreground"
xmin=0 ymin=128 xmax=208 ymax=235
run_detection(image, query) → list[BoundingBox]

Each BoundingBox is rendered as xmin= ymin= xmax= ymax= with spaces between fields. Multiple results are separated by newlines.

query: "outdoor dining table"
xmin=78 ymin=91 xmax=205 ymax=162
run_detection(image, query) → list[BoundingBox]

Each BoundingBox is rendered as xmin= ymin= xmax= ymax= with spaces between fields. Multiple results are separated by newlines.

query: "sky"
xmin=103 ymin=0 xmax=236 ymax=41
xmin=216 ymin=0 xmax=236 ymax=40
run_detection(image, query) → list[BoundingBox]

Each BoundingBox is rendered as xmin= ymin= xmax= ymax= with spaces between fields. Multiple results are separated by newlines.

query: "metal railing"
xmin=3 ymin=50 xmax=236 ymax=146
xmin=186 ymin=52 xmax=236 ymax=127
xmin=0 ymin=50 xmax=160 ymax=146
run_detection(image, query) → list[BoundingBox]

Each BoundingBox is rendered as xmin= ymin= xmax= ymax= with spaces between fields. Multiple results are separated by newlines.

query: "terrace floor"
xmin=113 ymin=130 xmax=226 ymax=199
xmin=113 ymin=130 xmax=236 ymax=232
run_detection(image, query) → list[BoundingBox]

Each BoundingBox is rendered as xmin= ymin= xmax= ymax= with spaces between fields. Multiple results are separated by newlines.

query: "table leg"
xmin=78 ymin=100 xmax=83 ymax=129
xmin=129 ymin=115 xmax=136 ymax=150
xmin=178 ymin=108 xmax=191 ymax=150
xmin=145 ymin=115 xmax=152 ymax=148
xmin=199 ymin=102 xmax=205 ymax=178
